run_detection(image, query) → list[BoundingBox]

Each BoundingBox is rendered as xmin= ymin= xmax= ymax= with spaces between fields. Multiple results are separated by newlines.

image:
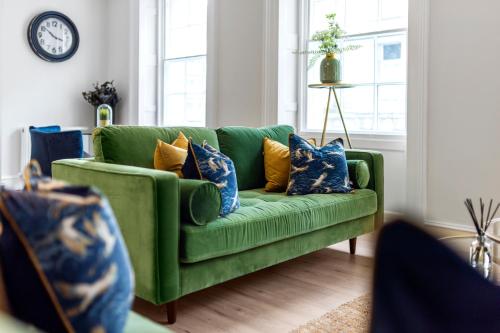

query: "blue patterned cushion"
xmin=286 ymin=134 xmax=352 ymax=195
xmin=182 ymin=141 xmax=240 ymax=216
xmin=0 ymin=179 xmax=134 ymax=333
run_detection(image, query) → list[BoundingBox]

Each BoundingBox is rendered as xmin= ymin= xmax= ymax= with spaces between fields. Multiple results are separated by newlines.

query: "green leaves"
xmin=296 ymin=12 xmax=361 ymax=69
xmin=311 ymin=13 xmax=345 ymax=55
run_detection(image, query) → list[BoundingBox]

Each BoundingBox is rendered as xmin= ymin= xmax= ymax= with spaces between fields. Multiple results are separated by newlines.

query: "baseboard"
xmin=384 ymin=210 xmax=405 ymax=222
xmin=0 ymin=175 xmax=22 ymax=190
xmin=384 ymin=211 xmax=476 ymax=233
xmin=424 ymin=219 xmax=475 ymax=233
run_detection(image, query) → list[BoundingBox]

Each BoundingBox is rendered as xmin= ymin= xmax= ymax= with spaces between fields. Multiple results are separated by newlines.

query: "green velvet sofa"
xmin=52 ymin=125 xmax=384 ymax=324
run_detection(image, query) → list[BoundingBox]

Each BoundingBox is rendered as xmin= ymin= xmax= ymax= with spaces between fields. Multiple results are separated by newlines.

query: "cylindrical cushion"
xmin=347 ymin=160 xmax=370 ymax=189
xmin=179 ymin=179 xmax=222 ymax=225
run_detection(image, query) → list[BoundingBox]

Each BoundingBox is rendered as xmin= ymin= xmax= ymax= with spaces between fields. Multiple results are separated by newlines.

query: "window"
xmin=303 ymin=0 xmax=408 ymax=135
xmin=161 ymin=0 xmax=208 ymax=127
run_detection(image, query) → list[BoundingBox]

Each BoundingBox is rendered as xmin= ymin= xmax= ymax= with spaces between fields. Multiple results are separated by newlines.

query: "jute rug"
xmin=291 ymin=294 xmax=371 ymax=333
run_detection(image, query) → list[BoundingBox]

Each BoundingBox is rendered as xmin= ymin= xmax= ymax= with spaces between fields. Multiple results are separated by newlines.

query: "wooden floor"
xmin=134 ymin=226 xmax=468 ymax=333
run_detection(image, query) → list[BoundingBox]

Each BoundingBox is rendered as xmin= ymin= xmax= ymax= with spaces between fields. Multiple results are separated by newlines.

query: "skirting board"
xmin=385 ymin=211 xmax=476 ymax=233
xmin=424 ymin=219 xmax=475 ymax=233
xmin=0 ymin=176 xmax=22 ymax=190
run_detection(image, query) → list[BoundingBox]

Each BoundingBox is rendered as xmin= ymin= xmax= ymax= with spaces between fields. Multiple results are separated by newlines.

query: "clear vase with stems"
xmin=469 ymin=234 xmax=493 ymax=278
xmin=464 ymin=198 xmax=500 ymax=280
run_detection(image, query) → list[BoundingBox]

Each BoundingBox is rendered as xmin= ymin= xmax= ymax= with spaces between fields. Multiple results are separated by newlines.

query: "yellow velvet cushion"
xmin=154 ymin=132 xmax=189 ymax=176
xmin=171 ymin=131 xmax=189 ymax=150
xmin=263 ymin=137 xmax=291 ymax=192
xmin=263 ymin=137 xmax=316 ymax=192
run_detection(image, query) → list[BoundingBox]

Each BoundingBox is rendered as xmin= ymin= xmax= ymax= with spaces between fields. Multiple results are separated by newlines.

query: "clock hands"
xmin=47 ymin=29 xmax=63 ymax=42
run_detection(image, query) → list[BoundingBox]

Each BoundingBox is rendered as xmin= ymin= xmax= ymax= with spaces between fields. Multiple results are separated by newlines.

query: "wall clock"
xmin=27 ymin=11 xmax=79 ymax=62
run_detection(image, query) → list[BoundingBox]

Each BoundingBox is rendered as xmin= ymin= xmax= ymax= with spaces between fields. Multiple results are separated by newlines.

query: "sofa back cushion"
xmin=216 ymin=125 xmax=294 ymax=190
xmin=93 ymin=126 xmax=219 ymax=168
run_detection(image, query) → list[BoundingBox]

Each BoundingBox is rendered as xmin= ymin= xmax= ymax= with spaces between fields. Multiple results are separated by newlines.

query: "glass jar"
xmin=96 ymin=104 xmax=113 ymax=127
xmin=469 ymin=235 xmax=493 ymax=279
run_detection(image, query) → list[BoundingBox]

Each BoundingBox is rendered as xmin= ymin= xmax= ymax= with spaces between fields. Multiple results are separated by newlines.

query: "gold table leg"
xmin=320 ymin=87 xmax=333 ymax=147
xmin=332 ymin=87 xmax=352 ymax=149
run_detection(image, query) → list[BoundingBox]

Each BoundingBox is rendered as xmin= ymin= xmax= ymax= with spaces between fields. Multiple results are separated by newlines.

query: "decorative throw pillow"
xmin=153 ymin=131 xmax=189 ymax=176
xmin=0 ymin=164 xmax=134 ymax=333
xmin=263 ymin=137 xmax=318 ymax=192
xmin=286 ymin=134 xmax=352 ymax=195
xmin=182 ymin=141 xmax=240 ymax=216
xmin=263 ymin=138 xmax=292 ymax=192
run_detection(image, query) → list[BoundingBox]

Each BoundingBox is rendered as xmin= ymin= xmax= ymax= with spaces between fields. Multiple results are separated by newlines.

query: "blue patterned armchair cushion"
xmin=182 ymin=141 xmax=240 ymax=216
xmin=0 ymin=174 xmax=134 ymax=333
xmin=286 ymin=134 xmax=352 ymax=195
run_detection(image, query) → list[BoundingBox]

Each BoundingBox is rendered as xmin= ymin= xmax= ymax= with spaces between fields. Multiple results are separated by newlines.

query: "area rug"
xmin=291 ymin=294 xmax=371 ymax=333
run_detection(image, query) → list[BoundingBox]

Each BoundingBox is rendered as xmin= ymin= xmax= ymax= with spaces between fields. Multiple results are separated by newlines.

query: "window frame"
xmin=297 ymin=0 xmax=407 ymax=147
xmin=157 ymin=0 xmax=209 ymax=128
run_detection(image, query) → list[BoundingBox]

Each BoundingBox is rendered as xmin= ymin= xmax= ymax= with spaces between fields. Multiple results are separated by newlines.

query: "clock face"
xmin=37 ymin=18 xmax=73 ymax=56
xmin=28 ymin=12 xmax=79 ymax=62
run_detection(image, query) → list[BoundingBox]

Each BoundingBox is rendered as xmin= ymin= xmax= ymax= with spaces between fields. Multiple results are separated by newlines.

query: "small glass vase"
xmin=96 ymin=104 xmax=113 ymax=127
xmin=469 ymin=235 xmax=493 ymax=279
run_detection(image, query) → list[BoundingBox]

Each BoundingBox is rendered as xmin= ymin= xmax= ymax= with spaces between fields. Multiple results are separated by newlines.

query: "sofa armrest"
xmin=346 ymin=150 xmax=384 ymax=229
xmin=52 ymin=159 xmax=180 ymax=305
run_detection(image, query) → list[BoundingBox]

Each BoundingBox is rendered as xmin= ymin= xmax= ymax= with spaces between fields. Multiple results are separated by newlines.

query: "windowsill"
xmin=299 ymin=130 xmax=406 ymax=152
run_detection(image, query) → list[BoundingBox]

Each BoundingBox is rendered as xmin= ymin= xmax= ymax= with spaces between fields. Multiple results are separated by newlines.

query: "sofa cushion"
xmin=180 ymin=189 xmax=377 ymax=263
xmin=287 ymin=135 xmax=352 ymax=195
xmin=94 ymin=126 xmax=219 ymax=168
xmin=0 ymin=180 xmax=134 ymax=333
xmin=216 ymin=125 xmax=294 ymax=190
xmin=347 ymin=160 xmax=370 ymax=189
xmin=182 ymin=141 xmax=239 ymax=216
xmin=179 ymin=179 xmax=222 ymax=226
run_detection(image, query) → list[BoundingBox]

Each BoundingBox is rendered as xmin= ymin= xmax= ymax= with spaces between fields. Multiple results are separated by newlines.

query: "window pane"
xmin=342 ymin=38 xmax=375 ymax=84
xmin=376 ymin=34 xmax=407 ymax=83
xmin=345 ymin=0 xmax=378 ymax=34
xmin=380 ymin=0 xmax=408 ymax=30
xmin=165 ymin=0 xmax=207 ymax=59
xmin=309 ymin=0 xmax=346 ymax=38
xmin=377 ymin=84 xmax=406 ymax=132
xmin=164 ymin=56 xmax=207 ymax=127
xmin=306 ymin=87 xmax=328 ymax=131
xmin=332 ymin=86 xmax=375 ymax=131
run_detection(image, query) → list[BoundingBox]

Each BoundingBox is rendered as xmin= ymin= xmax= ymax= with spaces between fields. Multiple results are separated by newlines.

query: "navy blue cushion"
xmin=0 ymin=180 xmax=134 ymax=333
xmin=286 ymin=134 xmax=352 ymax=195
xmin=182 ymin=141 xmax=240 ymax=216
xmin=30 ymin=126 xmax=83 ymax=177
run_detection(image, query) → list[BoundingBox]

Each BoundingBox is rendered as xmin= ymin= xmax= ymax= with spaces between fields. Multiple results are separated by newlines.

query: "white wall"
xmin=212 ymin=0 xmax=266 ymax=127
xmin=0 ymin=0 xmax=108 ymax=180
xmin=107 ymin=0 xmax=140 ymax=126
xmin=425 ymin=0 xmax=500 ymax=229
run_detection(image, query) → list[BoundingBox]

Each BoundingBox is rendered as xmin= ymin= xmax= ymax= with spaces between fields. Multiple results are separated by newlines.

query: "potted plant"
xmin=82 ymin=81 xmax=120 ymax=126
xmin=304 ymin=13 xmax=359 ymax=83
xmin=97 ymin=104 xmax=112 ymax=127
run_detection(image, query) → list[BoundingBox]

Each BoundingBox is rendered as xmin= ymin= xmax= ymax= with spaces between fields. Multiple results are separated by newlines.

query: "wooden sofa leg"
xmin=166 ymin=300 xmax=178 ymax=324
xmin=349 ymin=238 xmax=357 ymax=255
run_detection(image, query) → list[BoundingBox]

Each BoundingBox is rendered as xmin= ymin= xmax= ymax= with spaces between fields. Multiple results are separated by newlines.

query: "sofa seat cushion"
xmin=180 ymin=189 xmax=377 ymax=263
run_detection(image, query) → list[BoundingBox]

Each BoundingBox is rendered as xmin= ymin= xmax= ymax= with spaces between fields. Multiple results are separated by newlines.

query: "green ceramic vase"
xmin=320 ymin=53 xmax=341 ymax=83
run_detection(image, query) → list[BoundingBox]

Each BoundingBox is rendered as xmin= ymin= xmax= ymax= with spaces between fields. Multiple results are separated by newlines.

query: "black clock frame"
xmin=27 ymin=11 xmax=80 ymax=62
